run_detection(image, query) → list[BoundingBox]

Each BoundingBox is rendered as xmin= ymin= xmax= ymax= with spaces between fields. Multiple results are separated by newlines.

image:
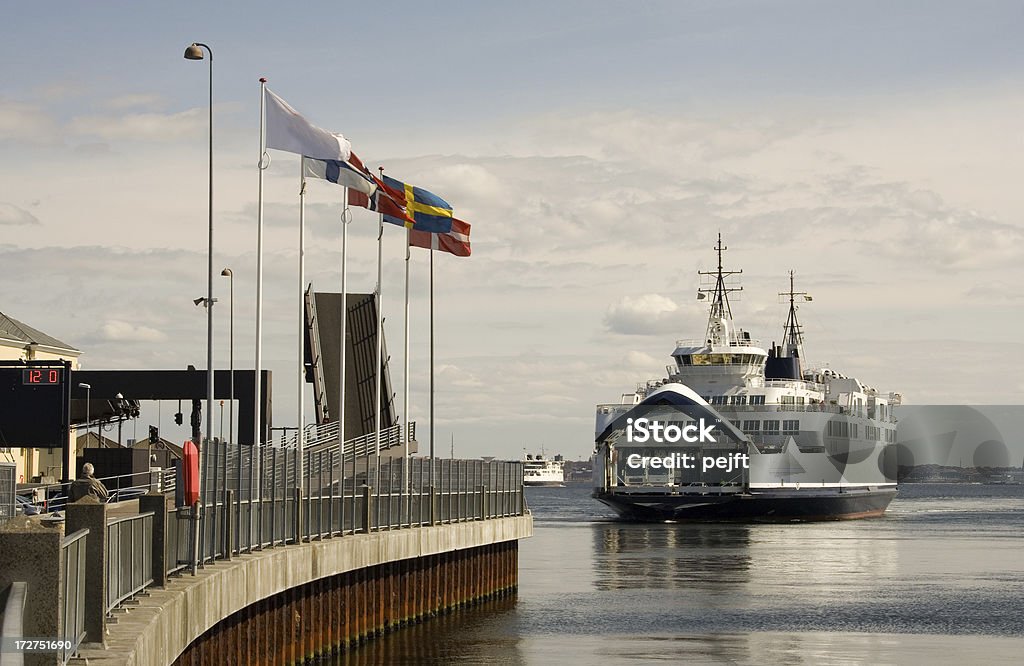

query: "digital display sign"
xmin=22 ymin=368 xmax=63 ymax=385
xmin=0 ymin=365 xmax=68 ymax=448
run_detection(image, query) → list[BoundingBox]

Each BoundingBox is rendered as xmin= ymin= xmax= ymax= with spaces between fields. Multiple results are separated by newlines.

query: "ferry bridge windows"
xmin=782 ymin=419 xmax=800 ymax=435
xmin=750 ymin=395 xmax=766 ymax=406
xmin=763 ymin=420 xmax=780 ymax=435
xmin=710 ymin=396 xmax=728 ymax=405
xmin=743 ymin=420 xmax=761 ymax=433
xmin=732 ymin=395 xmax=748 ymax=406
xmin=687 ymin=353 xmax=761 ymax=366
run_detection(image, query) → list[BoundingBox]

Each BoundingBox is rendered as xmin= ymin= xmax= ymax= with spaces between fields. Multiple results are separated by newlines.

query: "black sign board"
xmin=0 ymin=365 xmax=69 ymax=448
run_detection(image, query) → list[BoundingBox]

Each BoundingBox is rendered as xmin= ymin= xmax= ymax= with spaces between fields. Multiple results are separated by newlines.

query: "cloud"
xmin=0 ymin=99 xmax=59 ymax=143
xmin=2 ymin=81 xmax=1023 ymax=460
xmin=68 ymin=107 xmax=205 ymax=141
xmin=103 ymin=93 xmax=167 ymax=111
xmin=97 ymin=320 xmax=168 ymax=342
xmin=604 ymin=294 xmax=681 ymax=335
xmin=0 ymin=203 xmax=39 ymax=226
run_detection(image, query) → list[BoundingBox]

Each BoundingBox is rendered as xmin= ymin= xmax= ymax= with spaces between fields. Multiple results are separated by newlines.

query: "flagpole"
xmin=429 ymin=245 xmax=435 ymax=508
xmin=298 ymin=157 xmax=306 ymax=510
xmin=374 ymin=167 xmax=384 ymax=501
xmin=255 ymin=78 xmax=267 ymax=545
xmin=339 ymin=188 xmax=349 ymax=531
xmin=402 ymin=226 xmax=411 ymax=525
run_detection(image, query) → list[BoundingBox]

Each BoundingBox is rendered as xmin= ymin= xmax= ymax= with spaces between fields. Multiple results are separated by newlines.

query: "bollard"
xmin=293 ymin=487 xmax=302 ymax=544
xmin=429 ymin=486 xmax=436 ymax=526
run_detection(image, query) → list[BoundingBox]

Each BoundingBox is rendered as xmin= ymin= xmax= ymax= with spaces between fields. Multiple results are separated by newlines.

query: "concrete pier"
xmin=73 ymin=515 xmax=532 ymax=666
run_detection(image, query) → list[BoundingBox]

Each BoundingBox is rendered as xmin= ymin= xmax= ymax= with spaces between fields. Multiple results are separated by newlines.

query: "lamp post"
xmin=221 ymin=268 xmax=234 ymax=447
xmin=184 ymin=41 xmax=214 ymax=452
xmin=78 ymin=383 xmax=91 ymax=451
xmin=184 ymin=41 xmax=213 ymax=576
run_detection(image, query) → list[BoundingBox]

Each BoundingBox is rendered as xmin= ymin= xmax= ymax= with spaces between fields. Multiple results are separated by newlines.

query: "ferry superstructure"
xmin=592 ymin=236 xmax=901 ymax=521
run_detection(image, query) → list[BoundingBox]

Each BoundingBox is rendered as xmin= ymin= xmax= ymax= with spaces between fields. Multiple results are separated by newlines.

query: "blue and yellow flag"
xmin=380 ymin=175 xmax=454 ymax=233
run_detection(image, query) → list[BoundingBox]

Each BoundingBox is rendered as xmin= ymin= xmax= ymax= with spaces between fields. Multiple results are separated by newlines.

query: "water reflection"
xmin=594 ymin=522 xmax=753 ymax=590
xmin=324 ymin=485 xmax=1024 ymax=664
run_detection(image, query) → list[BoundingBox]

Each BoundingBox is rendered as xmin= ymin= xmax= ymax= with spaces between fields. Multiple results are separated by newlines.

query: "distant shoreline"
xmin=899 ymin=464 xmax=1023 ymax=484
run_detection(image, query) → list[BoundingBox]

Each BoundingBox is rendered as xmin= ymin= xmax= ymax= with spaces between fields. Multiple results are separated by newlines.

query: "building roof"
xmin=0 ymin=311 xmax=80 ymax=354
xmin=76 ymin=432 xmax=121 ymax=449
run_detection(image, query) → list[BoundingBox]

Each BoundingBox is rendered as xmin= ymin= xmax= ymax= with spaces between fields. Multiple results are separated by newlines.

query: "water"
xmin=342 ymin=484 xmax=1024 ymax=664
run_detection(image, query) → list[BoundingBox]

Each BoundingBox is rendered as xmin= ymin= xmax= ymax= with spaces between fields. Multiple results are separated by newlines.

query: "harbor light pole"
xmin=221 ymin=268 xmax=234 ymax=447
xmin=184 ymin=41 xmax=213 ymax=575
xmin=184 ymin=41 xmax=214 ymax=454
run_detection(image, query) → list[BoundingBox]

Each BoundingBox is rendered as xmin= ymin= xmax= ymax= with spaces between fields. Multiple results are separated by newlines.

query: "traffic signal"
xmin=149 ymin=425 xmax=159 ymax=445
xmin=174 ymin=412 xmax=183 ymax=426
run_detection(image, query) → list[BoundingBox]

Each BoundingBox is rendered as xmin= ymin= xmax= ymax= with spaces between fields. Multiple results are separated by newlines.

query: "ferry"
xmin=524 ymin=453 xmax=566 ymax=487
xmin=592 ymin=236 xmax=900 ymax=521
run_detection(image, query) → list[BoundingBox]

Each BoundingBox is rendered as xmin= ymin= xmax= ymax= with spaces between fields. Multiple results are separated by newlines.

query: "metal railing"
xmin=105 ymin=513 xmax=153 ymax=613
xmin=72 ymin=432 xmax=525 ymax=616
xmin=24 ymin=470 xmax=161 ymax=514
xmin=60 ymin=529 xmax=88 ymax=664
xmin=161 ymin=441 xmax=525 ymax=573
xmin=2 ymin=581 xmax=28 ymax=666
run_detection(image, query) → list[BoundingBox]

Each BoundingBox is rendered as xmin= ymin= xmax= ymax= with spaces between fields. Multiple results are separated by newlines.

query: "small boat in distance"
xmin=524 ymin=453 xmax=566 ymax=487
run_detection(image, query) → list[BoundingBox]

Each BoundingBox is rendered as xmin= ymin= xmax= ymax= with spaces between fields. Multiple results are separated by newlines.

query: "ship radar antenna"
xmin=779 ymin=270 xmax=811 ymax=359
xmin=697 ymin=233 xmax=743 ymax=346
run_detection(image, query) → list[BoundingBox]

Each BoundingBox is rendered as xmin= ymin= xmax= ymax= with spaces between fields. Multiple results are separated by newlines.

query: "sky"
xmin=2 ymin=1 xmax=1023 ymax=461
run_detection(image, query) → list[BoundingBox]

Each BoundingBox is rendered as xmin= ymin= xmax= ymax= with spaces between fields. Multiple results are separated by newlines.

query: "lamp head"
xmin=221 ymin=268 xmax=232 ymax=277
xmin=193 ymin=297 xmax=205 ymax=306
xmin=184 ymin=43 xmax=205 ymax=60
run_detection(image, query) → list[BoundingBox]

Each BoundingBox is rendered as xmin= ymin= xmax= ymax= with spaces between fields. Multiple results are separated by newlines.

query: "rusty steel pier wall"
xmin=74 ymin=516 xmax=531 ymax=666
xmin=174 ymin=541 xmax=517 ymax=665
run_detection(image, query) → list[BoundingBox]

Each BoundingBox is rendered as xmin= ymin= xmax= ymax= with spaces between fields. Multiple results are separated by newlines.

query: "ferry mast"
xmin=699 ymin=233 xmax=743 ymax=346
xmin=779 ymin=270 xmax=811 ymax=359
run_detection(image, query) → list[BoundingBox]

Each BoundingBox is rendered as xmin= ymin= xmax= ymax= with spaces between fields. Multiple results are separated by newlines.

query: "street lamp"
xmin=78 ymin=383 xmax=91 ymax=450
xmin=221 ymin=268 xmax=234 ymax=448
xmin=184 ymin=41 xmax=214 ymax=450
xmin=184 ymin=40 xmax=213 ymax=576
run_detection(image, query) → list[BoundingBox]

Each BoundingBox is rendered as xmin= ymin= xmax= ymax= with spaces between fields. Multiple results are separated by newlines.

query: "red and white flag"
xmin=409 ymin=219 xmax=471 ymax=257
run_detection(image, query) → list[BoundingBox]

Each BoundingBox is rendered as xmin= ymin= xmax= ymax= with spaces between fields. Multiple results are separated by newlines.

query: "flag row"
xmin=266 ymin=88 xmax=471 ymax=257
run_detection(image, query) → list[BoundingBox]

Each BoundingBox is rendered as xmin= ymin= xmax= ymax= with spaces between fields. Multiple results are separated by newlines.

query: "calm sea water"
xmin=342 ymin=483 xmax=1024 ymax=665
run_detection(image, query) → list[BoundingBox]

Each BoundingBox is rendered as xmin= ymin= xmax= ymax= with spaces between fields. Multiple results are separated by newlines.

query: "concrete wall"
xmin=0 ymin=518 xmax=64 ymax=666
xmin=76 ymin=515 xmax=533 ymax=666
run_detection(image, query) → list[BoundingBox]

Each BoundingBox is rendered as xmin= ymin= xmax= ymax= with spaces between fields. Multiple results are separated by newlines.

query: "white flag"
xmin=265 ymin=88 xmax=351 ymax=161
